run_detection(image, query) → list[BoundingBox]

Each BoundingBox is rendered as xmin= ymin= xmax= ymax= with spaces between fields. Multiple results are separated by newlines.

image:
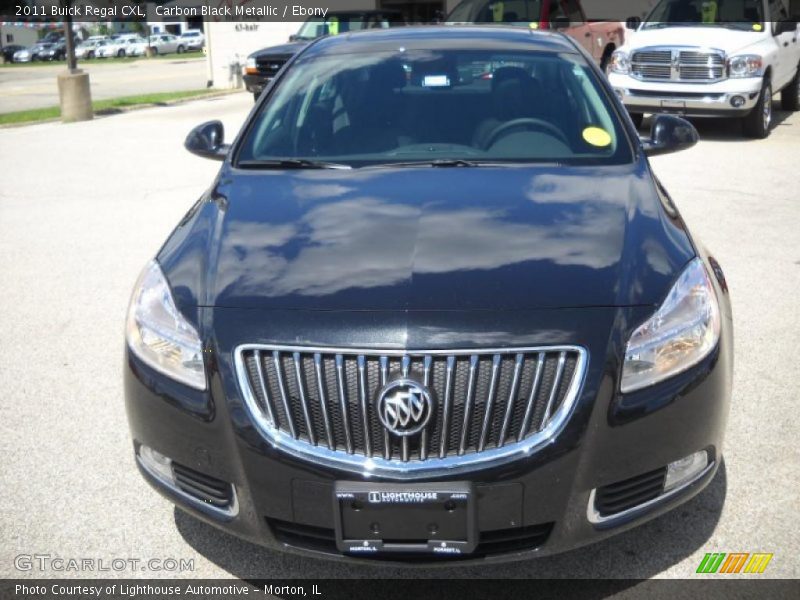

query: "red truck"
xmin=446 ymin=0 xmax=625 ymax=70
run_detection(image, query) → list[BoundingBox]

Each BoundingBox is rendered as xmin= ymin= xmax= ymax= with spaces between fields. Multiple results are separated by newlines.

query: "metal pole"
xmin=63 ymin=1 xmax=77 ymax=71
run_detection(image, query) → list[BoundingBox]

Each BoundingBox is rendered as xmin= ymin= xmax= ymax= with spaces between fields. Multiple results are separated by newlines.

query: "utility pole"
xmin=57 ymin=0 xmax=93 ymax=122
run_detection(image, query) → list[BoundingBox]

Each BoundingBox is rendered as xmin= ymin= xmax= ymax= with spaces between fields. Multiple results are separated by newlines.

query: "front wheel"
xmin=742 ymin=80 xmax=772 ymax=139
xmin=781 ymin=65 xmax=800 ymax=111
xmin=117 ymin=49 xmax=125 ymax=58
xmin=177 ymin=45 xmax=185 ymax=54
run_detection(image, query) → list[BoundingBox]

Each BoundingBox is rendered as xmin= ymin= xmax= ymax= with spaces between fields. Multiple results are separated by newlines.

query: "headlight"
xmin=609 ymin=50 xmax=631 ymax=74
xmin=125 ymin=260 xmax=206 ymax=390
xmin=727 ymin=55 xmax=763 ymax=78
xmin=621 ymin=258 xmax=721 ymax=393
xmin=245 ymin=56 xmax=258 ymax=74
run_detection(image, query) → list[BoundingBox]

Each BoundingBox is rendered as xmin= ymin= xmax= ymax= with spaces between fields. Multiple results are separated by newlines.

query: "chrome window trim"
xmin=630 ymin=46 xmax=727 ymax=83
xmin=136 ymin=453 xmax=239 ymax=519
xmin=234 ymin=344 xmax=588 ymax=480
xmin=586 ymin=460 xmax=715 ymax=525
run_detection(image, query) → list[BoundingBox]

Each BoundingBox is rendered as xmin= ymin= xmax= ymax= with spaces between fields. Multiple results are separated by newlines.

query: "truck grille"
xmin=255 ymin=55 xmax=290 ymax=79
xmin=631 ymin=48 xmax=726 ymax=83
xmin=235 ymin=345 xmax=586 ymax=478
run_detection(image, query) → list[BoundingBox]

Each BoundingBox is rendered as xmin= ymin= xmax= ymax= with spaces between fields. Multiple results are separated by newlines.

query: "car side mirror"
xmin=626 ymin=16 xmax=642 ymax=30
xmin=642 ymin=114 xmax=698 ymax=157
xmin=551 ymin=16 xmax=570 ymax=30
xmin=288 ymin=34 xmax=299 ymax=42
xmin=185 ymin=120 xmax=229 ymax=161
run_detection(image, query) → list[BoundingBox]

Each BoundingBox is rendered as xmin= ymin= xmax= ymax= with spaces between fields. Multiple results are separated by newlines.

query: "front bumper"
xmin=125 ymin=297 xmax=733 ymax=564
xmin=608 ymin=72 xmax=762 ymax=117
xmin=243 ymin=73 xmax=273 ymax=96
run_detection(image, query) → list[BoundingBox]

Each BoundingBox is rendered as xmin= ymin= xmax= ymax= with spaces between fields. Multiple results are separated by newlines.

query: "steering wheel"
xmin=483 ymin=118 xmax=569 ymax=150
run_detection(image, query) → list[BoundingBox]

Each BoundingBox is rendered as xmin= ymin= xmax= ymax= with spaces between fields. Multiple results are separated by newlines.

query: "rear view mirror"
xmin=642 ymin=114 xmax=698 ymax=157
xmin=774 ymin=20 xmax=798 ymax=35
xmin=626 ymin=16 xmax=642 ymax=30
xmin=185 ymin=121 xmax=229 ymax=161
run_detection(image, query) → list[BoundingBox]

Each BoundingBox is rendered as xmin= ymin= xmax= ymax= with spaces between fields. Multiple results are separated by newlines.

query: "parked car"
xmin=179 ymin=29 xmax=205 ymax=51
xmin=13 ymin=43 xmax=53 ymax=63
xmin=126 ymin=26 xmax=732 ymax=562
xmin=244 ymin=10 xmax=406 ymax=100
xmin=608 ymin=0 xmax=800 ymax=138
xmin=1 ymin=44 xmax=25 ymax=63
xmin=39 ymin=41 xmax=67 ymax=61
xmin=446 ymin=0 xmax=626 ymax=70
xmin=96 ymin=36 xmax=144 ymax=58
xmin=128 ymin=34 xmax=186 ymax=57
xmin=75 ymin=39 xmax=107 ymax=60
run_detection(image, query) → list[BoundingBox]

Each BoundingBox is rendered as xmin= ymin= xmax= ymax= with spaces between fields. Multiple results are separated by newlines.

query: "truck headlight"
xmin=621 ymin=258 xmax=721 ymax=393
xmin=727 ymin=55 xmax=763 ymax=78
xmin=609 ymin=50 xmax=631 ymax=74
xmin=125 ymin=260 xmax=206 ymax=390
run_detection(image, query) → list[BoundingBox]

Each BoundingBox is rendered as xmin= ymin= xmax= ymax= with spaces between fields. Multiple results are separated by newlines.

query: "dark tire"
xmin=781 ymin=64 xmax=800 ymax=111
xmin=177 ymin=45 xmax=185 ymax=54
xmin=743 ymin=79 xmax=773 ymax=139
xmin=117 ymin=49 xmax=125 ymax=58
xmin=88 ymin=51 xmax=94 ymax=59
xmin=629 ymin=112 xmax=644 ymax=129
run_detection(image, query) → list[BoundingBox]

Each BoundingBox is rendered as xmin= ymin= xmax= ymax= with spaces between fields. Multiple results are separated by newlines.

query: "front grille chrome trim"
xmin=630 ymin=46 xmax=727 ymax=83
xmin=234 ymin=344 xmax=588 ymax=479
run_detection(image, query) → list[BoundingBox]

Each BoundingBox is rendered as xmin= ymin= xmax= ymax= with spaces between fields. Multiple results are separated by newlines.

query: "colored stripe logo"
xmin=697 ymin=553 xmax=773 ymax=574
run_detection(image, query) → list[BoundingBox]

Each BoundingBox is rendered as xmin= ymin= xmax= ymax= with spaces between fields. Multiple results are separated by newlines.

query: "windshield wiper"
xmin=237 ymin=159 xmax=351 ymax=170
xmin=367 ymin=159 xmax=484 ymax=169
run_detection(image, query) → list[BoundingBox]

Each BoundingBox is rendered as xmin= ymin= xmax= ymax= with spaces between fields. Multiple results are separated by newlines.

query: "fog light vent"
xmin=594 ymin=467 xmax=667 ymax=517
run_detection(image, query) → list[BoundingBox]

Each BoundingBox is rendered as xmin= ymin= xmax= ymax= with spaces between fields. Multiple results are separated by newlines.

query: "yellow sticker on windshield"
xmin=529 ymin=22 xmax=539 ymax=29
xmin=753 ymin=23 xmax=763 ymax=31
xmin=583 ymin=126 xmax=612 ymax=147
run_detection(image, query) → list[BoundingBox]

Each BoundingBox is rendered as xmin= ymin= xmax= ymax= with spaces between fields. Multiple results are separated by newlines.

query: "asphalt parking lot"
xmin=1 ymin=92 xmax=798 ymax=581
xmin=0 ymin=57 xmax=207 ymax=113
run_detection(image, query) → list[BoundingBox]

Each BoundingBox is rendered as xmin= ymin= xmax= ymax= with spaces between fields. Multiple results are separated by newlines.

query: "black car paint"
xmin=125 ymin=27 xmax=732 ymax=562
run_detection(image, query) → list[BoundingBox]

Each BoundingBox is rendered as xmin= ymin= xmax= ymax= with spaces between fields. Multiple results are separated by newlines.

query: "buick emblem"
xmin=376 ymin=379 xmax=433 ymax=437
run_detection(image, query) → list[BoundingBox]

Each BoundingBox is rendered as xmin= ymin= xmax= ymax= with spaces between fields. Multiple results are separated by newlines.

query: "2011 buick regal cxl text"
xmin=124 ymin=26 xmax=733 ymax=563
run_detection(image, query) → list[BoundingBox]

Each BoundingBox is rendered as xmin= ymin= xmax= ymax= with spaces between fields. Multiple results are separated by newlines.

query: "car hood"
xmin=249 ymin=41 xmax=308 ymax=59
xmin=627 ymin=26 xmax=762 ymax=54
xmin=159 ymin=162 xmax=695 ymax=312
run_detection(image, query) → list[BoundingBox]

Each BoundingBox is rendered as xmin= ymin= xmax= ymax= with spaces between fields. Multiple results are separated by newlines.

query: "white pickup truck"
xmin=608 ymin=0 xmax=800 ymax=138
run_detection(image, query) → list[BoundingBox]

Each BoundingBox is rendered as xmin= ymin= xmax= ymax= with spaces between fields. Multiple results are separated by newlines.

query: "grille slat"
xmin=335 ymin=354 xmax=354 ymax=454
xmin=238 ymin=346 xmax=585 ymax=475
xmin=292 ymin=352 xmax=315 ymax=445
xmin=273 ymin=351 xmax=296 ymax=438
xmin=498 ymin=353 xmax=524 ymax=446
xmin=594 ymin=467 xmax=668 ymax=517
xmin=439 ymin=356 xmax=456 ymax=459
xmin=459 ymin=355 xmax=479 ymax=455
xmin=478 ymin=355 xmax=502 ymax=452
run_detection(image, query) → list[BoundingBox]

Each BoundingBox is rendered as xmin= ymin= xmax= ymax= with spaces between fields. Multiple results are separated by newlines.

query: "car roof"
xmin=302 ymin=25 xmax=579 ymax=57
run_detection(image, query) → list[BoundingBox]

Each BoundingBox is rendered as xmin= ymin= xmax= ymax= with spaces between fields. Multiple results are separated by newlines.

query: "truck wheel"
xmin=781 ymin=65 xmax=800 ymax=111
xmin=743 ymin=79 xmax=772 ymax=139
xmin=629 ymin=112 xmax=644 ymax=129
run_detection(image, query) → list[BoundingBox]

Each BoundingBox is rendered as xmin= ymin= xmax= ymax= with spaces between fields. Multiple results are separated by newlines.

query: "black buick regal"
xmin=125 ymin=27 xmax=732 ymax=562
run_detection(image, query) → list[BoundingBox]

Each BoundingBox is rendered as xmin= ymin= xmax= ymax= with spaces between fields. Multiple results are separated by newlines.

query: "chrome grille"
xmin=631 ymin=48 xmax=726 ymax=83
xmin=235 ymin=345 xmax=587 ymax=478
xmin=255 ymin=55 xmax=290 ymax=78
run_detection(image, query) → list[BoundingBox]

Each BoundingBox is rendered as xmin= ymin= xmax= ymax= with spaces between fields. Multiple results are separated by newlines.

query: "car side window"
xmin=548 ymin=0 xmax=567 ymax=20
xmin=769 ymin=0 xmax=789 ymax=24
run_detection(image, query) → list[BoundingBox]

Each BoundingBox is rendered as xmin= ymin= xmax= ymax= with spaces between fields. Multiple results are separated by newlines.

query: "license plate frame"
xmin=333 ymin=481 xmax=476 ymax=556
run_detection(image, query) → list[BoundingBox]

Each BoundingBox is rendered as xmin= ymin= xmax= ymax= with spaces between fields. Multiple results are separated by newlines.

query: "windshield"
xmin=447 ymin=0 xmax=542 ymax=24
xmin=237 ymin=48 xmax=631 ymax=168
xmin=294 ymin=14 xmax=392 ymax=40
xmin=643 ymin=0 xmax=765 ymax=30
